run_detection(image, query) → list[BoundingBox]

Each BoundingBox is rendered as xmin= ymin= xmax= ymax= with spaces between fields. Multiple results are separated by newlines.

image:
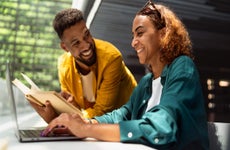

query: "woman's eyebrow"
xmin=132 ymin=26 xmax=144 ymax=35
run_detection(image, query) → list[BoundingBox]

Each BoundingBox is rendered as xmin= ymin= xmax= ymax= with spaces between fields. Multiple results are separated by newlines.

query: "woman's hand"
xmin=41 ymin=113 xmax=120 ymax=142
xmin=41 ymin=113 xmax=88 ymax=138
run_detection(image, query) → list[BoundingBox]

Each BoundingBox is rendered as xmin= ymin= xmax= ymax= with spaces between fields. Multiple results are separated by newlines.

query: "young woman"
xmin=41 ymin=1 xmax=209 ymax=149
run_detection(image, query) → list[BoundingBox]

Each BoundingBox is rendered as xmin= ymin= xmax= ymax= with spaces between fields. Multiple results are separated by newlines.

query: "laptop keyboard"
xmin=20 ymin=129 xmax=43 ymax=137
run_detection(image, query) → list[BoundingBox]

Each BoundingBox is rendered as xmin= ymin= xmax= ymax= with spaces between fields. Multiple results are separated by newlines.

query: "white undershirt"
xmin=81 ymin=71 xmax=95 ymax=102
xmin=145 ymin=77 xmax=162 ymax=112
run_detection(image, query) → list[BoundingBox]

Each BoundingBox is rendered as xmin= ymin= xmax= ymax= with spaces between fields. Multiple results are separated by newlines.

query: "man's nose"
xmin=80 ymin=40 xmax=90 ymax=50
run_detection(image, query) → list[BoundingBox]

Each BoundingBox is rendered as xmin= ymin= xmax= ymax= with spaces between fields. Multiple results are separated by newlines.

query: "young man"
xmin=29 ymin=8 xmax=137 ymax=122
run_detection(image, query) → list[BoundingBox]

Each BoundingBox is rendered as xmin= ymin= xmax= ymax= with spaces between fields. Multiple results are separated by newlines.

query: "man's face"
xmin=60 ymin=20 xmax=96 ymax=67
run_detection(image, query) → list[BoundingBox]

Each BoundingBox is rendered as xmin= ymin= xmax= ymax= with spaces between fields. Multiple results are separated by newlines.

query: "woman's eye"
xmin=137 ymin=32 xmax=143 ymax=37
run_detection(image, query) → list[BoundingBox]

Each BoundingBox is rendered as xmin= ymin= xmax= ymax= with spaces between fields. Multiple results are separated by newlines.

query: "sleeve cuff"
xmin=119 ymin=120 xmax=143 ymax=142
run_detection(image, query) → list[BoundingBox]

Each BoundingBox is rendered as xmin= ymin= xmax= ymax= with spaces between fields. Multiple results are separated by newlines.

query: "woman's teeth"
xmin=137 ymin=49 xmax=143 ymax=54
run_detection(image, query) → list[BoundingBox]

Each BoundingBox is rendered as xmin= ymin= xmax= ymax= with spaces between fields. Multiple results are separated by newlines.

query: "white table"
xmin=0 ymin=112 xmax=154 ymax=150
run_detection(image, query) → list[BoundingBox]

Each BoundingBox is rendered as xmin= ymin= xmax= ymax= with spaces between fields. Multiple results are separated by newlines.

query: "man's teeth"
xmin=82 ymin=50 xmax=91 ymax=56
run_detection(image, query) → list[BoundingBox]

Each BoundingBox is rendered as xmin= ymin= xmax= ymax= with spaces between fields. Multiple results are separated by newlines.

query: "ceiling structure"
xmin=89 ymin=0 xmax=230 ymax=82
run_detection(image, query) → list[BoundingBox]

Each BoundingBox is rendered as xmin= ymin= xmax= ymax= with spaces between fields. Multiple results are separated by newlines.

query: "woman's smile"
xmin=136 ymin=48 xmax=144 ymax=54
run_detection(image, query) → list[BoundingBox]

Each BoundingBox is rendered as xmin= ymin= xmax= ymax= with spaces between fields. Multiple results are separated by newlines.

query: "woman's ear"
xmin=60 ymin=42 xmax=69 ymax=52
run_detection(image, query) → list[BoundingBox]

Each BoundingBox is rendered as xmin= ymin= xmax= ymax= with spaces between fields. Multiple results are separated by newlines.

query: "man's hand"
xmin=28 ymin=99 xmax=58 ymax=123
xmin=60 ymin=91 xmax=78 ymax=107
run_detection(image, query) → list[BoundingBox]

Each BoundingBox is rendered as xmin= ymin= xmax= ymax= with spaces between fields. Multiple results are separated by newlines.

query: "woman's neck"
xmin=150 ymin=61 xmax=166 ymax=79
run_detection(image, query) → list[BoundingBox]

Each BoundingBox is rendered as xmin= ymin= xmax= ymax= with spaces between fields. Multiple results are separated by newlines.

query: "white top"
xmin=145 ymin=77 xmax=162 ymax=112
xmin=81 ymin=71 xmax=95 ymax=102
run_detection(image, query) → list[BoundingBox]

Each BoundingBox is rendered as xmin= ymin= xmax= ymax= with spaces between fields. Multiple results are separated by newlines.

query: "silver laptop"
xmin=5 ymin=62 xmax=81 ymax=142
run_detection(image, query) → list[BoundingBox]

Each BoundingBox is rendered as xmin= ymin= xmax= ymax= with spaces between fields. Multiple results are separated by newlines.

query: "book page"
xmin=21 ymin=73 xmax=41 ymax=91
xmin=12 ymin=74 xmax=83 ymax=116
xmin=12 ymin=78 xmax=30 ymax=94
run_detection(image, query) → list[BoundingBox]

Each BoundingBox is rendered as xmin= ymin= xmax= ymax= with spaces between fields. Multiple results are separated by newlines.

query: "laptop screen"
xmin=5 ymin=61 xmax=20 ymax=139
xmin=5 ymin=62 xmax=82 ymax=142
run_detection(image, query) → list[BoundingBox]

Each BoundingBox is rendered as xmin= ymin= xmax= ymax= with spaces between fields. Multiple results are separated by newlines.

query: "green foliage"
xmin=0 ymin=0 xmax=72 ymax=91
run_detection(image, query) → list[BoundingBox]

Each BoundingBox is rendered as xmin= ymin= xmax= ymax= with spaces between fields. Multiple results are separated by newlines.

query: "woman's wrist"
xmin=88 ymin=119 xmax=92 ymax=124
xmin=86 ymin=119 xmax=98 ymax=124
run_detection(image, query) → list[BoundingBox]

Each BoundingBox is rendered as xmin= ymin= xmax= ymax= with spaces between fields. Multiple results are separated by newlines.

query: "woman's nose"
xmin=131 ymin=38 xmax=138 ymax=49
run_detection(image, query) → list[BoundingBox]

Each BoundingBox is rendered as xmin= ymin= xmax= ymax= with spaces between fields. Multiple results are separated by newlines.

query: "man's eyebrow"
xmin=83 ymin=27 xmax=89 ymax=33
xmin=70 ymin=39 xmax=79 ymax=45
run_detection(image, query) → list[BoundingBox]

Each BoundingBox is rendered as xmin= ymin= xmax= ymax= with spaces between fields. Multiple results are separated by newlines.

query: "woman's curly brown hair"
xmin=137 ymin=3 xmax=194 ymax=64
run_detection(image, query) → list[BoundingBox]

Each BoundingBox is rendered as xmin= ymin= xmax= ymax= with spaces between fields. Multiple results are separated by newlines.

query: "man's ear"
xmin=60 ymin=42 xmax=69 ymax=52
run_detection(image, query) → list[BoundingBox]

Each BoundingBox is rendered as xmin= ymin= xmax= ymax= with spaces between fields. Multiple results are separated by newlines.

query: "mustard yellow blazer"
xmin=58 ymin=39 xmax=137 ymax=118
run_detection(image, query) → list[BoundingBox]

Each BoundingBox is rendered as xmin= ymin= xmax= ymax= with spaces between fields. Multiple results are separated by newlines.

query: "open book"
xmin=12 ymin=73 xmax=82 ymax=116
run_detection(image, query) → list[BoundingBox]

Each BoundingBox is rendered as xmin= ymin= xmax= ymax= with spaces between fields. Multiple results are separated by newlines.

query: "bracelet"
xmin=88 ymin=119 xmax=92 ymax=124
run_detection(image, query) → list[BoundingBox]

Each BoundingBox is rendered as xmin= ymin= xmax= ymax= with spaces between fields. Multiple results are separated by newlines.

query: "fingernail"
xmin=40 ymin=128 xmax=50 ymax=137
xmin=40 ymin=130 xmax=45 ymax=137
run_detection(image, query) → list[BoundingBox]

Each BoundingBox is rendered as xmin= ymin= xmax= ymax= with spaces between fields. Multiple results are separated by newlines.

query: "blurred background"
xmin=0 ymin=0 xmax=229 ymax=122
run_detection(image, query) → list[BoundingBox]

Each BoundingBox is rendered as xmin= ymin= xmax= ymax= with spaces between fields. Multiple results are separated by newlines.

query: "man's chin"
xmin=75 ymin=57 xmax=96 ymax=67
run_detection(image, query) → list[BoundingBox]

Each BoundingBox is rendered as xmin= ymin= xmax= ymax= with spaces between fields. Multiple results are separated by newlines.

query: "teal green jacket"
xmin=95 ymin=56 xmax=209 ymax=150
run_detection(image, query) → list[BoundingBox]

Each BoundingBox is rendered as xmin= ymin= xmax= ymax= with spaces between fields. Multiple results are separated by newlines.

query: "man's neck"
xmin=75 ymin=61 xmax=91 ymax=75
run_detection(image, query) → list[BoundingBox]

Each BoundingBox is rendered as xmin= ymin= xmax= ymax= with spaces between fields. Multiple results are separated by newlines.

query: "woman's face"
xmin=131 ymin=15 xmax=161 ymax=65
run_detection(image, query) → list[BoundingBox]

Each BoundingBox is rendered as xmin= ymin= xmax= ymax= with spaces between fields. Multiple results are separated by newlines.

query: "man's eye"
xmin=85 ymin=30 xmax=90 ymax=37
xmin=73 ymin=41 xmax=80 ymax=47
